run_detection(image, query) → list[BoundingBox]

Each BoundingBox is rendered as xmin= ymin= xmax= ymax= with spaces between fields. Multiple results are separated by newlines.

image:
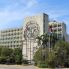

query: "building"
xmin=49 ymin=21 xmax=67 ymax=40
xmin=22 ymin=13 xmax=49 ymax=63
xmin=0 ymin=28 xmax=22 ymax=49
xmin=66 ymin=34 xmax=69 ymax=42
xmin=0 ymin=13 xmax=68 ymax=63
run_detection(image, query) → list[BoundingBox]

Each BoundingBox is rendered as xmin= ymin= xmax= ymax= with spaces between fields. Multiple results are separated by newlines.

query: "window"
xmin=58 ymin=24 xmax=61 ymax=27
xmin=54 ymin=29 xmax=57 ymax=32
xmin=58 ymin=28 xmax=62 ymax=31
xmin=54 ymin=24 xmax=57 ymax=27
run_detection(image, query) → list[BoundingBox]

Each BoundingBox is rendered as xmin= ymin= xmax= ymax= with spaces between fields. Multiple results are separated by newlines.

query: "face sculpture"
xmin=24 ymin=21 xmax=40 ymax=40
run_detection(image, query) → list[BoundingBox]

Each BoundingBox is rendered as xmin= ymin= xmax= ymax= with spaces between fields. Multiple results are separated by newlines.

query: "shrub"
xmin=0 ymin=57 xmax=7 ymax=64
xmin=37 ymin=61 xmax=48 ymax=68
xmin=22 ymin=59 xmax=28 ymax=64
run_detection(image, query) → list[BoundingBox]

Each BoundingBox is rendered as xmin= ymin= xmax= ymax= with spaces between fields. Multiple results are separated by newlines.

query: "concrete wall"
xmin=22 ymin=13 xmax=49 ymax=62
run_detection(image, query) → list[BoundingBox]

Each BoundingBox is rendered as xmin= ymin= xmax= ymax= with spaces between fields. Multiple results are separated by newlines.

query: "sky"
xmin=0 ymin=0 xmax=69 ymax=34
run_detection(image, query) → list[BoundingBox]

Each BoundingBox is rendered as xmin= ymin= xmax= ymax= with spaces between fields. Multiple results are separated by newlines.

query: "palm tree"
xmin=36 ymin=32 xmax=58 ymax=62
xmin=36 ymin=32 xmax=58 ymax=50
xmin=50 ymin=33 xmax=58 ymax=48
xmin=36 ymin=35 xmax=42 ymax=46
xmin=36 ymin=33 xmax=49 ymax=61
xmin=36 ymin=33 xmax=49 ymax=48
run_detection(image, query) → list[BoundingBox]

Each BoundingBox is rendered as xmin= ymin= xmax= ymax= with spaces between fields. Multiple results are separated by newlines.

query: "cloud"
xmin=0 ymin=0 xmax=38 ymax=24
xmin=45 ymin=9 xmax=69 ymax=20
xmin=26 ymin=0 xmax=37 ymax=8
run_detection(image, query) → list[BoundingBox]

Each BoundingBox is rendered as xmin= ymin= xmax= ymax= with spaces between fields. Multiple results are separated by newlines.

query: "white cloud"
xmin=46 ymin=9 xmax=69 ymax=19
xmin=26 ymin=0 xmax=37 ymax=8
xmin=0 ymin=0 xmax=38 ymax=24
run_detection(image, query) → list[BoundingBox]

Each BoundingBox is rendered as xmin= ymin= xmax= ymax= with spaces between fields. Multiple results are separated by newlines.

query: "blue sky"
xmin=0 ymin=0 xmax=69 ymax=34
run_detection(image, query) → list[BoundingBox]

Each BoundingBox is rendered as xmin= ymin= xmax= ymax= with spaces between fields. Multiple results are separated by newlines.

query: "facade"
xmin=0 ymin=28 xmax=22 ymax=48
xmin=49 ymin=21 xmax=67 ymax=40
xmin=66 ymin=34 xmax=69 ymax=42
xmin=22 ymin=13 xmax=49 ymax=63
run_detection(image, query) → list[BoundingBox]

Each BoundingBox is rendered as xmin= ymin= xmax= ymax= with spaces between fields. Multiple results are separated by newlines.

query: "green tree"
xmin=34 ymin=39 xmax=69 ymax=68
xmin=37 ymin=33 xmax=50 ymax=47
xmin=1 ymin=47 xmax=13 ymax=57
xmin=53 ymin=40 xmax=69 ymax=67
xmin=50 ymin=33 xmax=58 ymax=48
xmin=0 ymin=47 xmax=13 ymax=64
xmin=0 ymin=47 xmax=23 ymax=64
xmin=13 ymin=48 xmax=22 ymax=64
xmin=34 ymin=48 xmax=49 ymax=67
xmin=36 ymin=33 xmax=58 ymax=49
xmin=0 ymin=47 xmax=2 ymax=56
xmin=46 ymin=40 xmax=69 ymax=68
xmin=34 ymin=33 xmax=58 ymax=67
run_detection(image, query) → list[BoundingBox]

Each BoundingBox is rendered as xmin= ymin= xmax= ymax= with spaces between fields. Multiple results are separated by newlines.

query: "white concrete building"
xmin=66 ymin=34 xmax=69 ymax=42
xmin=0 ymin=28 xmax=22 ymax=48
xmin=49 ymin=21 xmax=67 ymax=40
xmin=22 ymin=13 xmax=49 ymax=63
